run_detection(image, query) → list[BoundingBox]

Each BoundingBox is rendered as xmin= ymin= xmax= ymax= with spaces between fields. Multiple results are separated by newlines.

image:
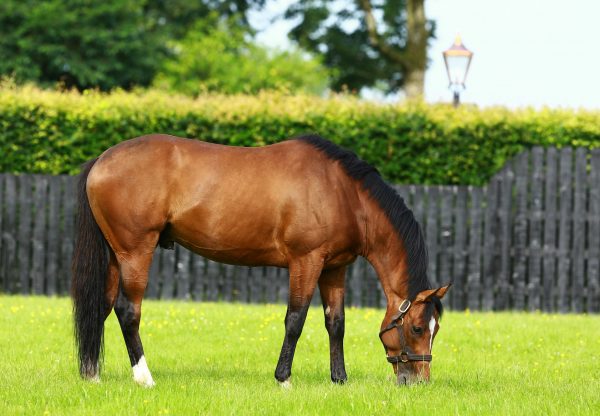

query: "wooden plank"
xmin=364 ymin=258 xmax=379 ymax=307
xmin=527 ymin=147 xmax=544 ymax=311
xmin=587 ymin=149 xmax=600 ymax=312
xmin=206 ymin=259 xmax=221 ymax=301
xmin=438 ymin=187 xmax=453 ymax=305
xmin=191 ymin=255 xmax=206 ymax=300
xmin=2 ymin=175 xmax=18 ymax=292
xmin=59 ymin=176 xmax=75 ymax=294
xmin=278 ymin=267 xmax=289 ymax=303
xmin=221 ymin=264 xmax=237 ymax=302
xmin=159 ymin=248 xmax=176 ymax=299
xmin=411 ymin=185 xmax=425 ymax=231
xmin=395 ymin=185 xmax=411 ymax=207
xmin=497 ymin=164 xmax=514 ymax=310
xmin=248 ymin=266 xmax=263 ymax=303
xmin=482 ymin=176 xmax=500 ymax=311
xmin=31 ymin=176 xmax=48 ymax=295
xmin=45 ymin=176 xmax=61 ymax=295
xmin=426 ymin=186 xmax=440 ymax=289
xmin=467 ymin=186 xmax=483 ymax=310
xmin=146 ymin=249 xmax=161 ymax=299
xmin=266 ymin=267 xmax=279 ymax=303
xmin=355 ymin=257 xmax=387 ymax=308
xmin=557 ymin=148 xmax=573 ymax=313
xmin=175 ymin=246 xmax=191 ymax=300
xmin=571 ymin=148 xmax=586 ymax=312
xmin=238 ymin=267 xmax=249 ymax=302
xmin=512 ymin=152 xmax=529 ymax=310
xmin=223 ymin=263 xmax=236 ymax=302
xmin=451 ymin=186 xmax=468 ymax=309
xmin=542 ymin=148 xmax=558 ymax=312
xmin=349 ymin=254 xmax=362 ymax=307
xmin=18 ymin=175 xmax=33 ymax=294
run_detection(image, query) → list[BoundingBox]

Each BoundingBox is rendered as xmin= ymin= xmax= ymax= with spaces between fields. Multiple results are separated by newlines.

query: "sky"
xmin=250 ymin=0 xmax=600 ymax=109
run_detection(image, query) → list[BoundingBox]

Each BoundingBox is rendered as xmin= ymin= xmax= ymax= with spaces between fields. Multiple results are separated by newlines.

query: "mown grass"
xmin=0 ymin=295 xmax=599 ymax=415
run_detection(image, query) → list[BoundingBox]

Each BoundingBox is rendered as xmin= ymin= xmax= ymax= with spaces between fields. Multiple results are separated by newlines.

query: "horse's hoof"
xmin=85 ymin=374 xmax=100 ymax=383
xmin=133 ymin=356 xmax=155 ymax=388
xmin=278 ymin=379 xmax=292 ymax=389
xmin=134 ymin=378 xmax=156 ymax=388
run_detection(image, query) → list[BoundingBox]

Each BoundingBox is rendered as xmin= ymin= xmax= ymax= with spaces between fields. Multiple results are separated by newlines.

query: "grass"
xmin=0 ymin=295 xmax=599 ymax=415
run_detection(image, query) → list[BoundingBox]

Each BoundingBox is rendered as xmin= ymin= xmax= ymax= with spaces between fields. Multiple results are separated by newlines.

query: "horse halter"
xmin=378 ymin=299 xmax=433 ymax=364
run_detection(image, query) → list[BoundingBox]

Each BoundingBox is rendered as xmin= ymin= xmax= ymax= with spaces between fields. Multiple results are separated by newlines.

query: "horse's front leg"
xmin=274 ymin=255 xmax=323 ymax=387
xmin=318 ymin=266 xmax=347 ymax=383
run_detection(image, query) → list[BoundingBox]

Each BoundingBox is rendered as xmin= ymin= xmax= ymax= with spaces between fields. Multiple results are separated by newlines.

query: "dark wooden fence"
xmin=1 ymin=146 xmax=599 ymax=312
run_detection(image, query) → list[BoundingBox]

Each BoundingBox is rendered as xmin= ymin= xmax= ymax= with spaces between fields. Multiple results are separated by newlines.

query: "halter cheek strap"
xmin=378 ymin=299 xmax=433 ymax=363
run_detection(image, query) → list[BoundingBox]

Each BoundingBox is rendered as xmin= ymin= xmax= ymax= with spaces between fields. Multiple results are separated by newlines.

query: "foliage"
xmin=143 ymin=0 xmax=264 ymax=40
xmin=0 ymin=0 xmax=264 ymax=91
xmin=153 ymin=19 xmax=330 ymax=95
xmin=283 ymin=0 xmax=434 ymax=95
xmin=1 ymin=296 xmax=599 ymax=415
xmin=0 ymin=0 xmax=165 ymax=90
xmin=2 ymin=85 xmax=600 ymax=185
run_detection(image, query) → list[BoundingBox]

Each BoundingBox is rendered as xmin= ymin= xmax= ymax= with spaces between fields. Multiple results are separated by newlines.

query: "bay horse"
xmin=71 ymin=134 xmax=449 ymax=387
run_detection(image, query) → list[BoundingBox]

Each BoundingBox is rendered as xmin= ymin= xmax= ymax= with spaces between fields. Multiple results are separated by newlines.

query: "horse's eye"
xmin=412 ymin=326 xmax=424 ymax=335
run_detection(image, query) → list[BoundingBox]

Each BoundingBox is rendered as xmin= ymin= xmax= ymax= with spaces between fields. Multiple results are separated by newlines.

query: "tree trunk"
xmin=403 ymin=65 xmax=425 ymax=100
xmin=404 ymin=0 xmax=427 ymax=99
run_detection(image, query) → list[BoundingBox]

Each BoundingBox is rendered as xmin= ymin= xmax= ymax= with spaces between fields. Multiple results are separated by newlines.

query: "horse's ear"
xmin=414 ymin=283 xmax=452 ymax=303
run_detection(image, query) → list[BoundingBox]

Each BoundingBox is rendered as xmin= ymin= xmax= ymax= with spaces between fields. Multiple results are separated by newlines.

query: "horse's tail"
xmin=71 ymin=157 xmax=109 ymax=378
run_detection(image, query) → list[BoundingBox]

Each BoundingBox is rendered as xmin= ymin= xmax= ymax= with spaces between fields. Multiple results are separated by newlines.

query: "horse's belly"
xmin=169 ymin=219 xmax=288 ymax=267
xmin=179 ymin=243 xmax=287 ymax=267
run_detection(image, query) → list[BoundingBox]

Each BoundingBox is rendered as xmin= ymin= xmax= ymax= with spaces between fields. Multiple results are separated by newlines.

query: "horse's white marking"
xmin=278 ymin=379 xmax=292 ymax=389
xmin=132 ymin=355 xmax=155 ymax=388
xmin=428 ymin=316 xmax=436 ymax=370
xmin=428 ymin=316 xmax=436 ymax=352
xmin=325 ymin=306 xmax=331 ymax=316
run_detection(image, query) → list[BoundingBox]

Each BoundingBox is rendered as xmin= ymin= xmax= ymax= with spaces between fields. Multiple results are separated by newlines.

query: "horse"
xmin=71 ymin=133 xmax=450 ymax=387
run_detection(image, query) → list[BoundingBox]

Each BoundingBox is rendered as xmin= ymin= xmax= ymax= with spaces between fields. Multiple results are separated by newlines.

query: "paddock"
xmin=0 ymin=296 xmax=598 ymax=415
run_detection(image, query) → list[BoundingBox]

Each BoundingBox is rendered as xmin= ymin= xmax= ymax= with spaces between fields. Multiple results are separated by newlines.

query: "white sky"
xmin=250 ymin=0 xmax=600 ymax=109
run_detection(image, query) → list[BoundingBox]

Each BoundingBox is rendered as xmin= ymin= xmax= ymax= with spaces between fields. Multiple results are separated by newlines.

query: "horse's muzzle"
xmin=396 ymin=369 xmax=429 ymax=386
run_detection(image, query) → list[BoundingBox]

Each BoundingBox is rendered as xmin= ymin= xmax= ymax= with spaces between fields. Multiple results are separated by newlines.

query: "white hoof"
xmin=132 ymin=356 xmax=156 ymax=388
xmin=85 ymin=374 xmax=100 ymax=383
xmin=278 ymin=379 xmax=292 ymax=389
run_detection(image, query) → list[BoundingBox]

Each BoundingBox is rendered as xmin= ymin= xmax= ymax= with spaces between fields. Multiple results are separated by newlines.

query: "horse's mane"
xmin=295 ymin=134 xmax=433 ymax=303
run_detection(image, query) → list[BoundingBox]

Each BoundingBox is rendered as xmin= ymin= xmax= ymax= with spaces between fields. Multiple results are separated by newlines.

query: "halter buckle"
xmin=398 ymin=299 xmax=411 ymax=314
xmin=400 ymin=352 xmax=410 ymax=363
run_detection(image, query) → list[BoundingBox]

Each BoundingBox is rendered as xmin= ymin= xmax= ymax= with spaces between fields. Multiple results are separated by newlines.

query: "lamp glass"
xmin=444 ymin=54 xmax=471 ymax=86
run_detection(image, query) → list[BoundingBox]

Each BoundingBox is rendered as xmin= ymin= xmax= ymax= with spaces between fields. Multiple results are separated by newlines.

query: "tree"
xmin=0 ymin=0 xmax=264 ymax=91
xmin=143 ymin=0 xmax=264 ymax=40
xmin=153 ymin=18 xmax=330 ymax=95
xmin=283 ymin=0 xmax=434 ymax=98
xmin=0 ymin=0 xmax=164 ymax=90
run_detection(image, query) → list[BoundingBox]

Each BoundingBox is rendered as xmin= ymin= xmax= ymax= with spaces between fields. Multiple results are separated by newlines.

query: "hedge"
xmin=2 ymin=84 xmax=600 ymax=185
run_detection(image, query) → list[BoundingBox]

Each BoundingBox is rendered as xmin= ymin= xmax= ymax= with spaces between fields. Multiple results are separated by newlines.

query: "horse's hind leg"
xmin=318 ymin=266 xmax=347 ymax=383
xmin=113 ymin=250 xmax=155 ymax=387
xmin=104 ymin=250 xmax=120 ymax=318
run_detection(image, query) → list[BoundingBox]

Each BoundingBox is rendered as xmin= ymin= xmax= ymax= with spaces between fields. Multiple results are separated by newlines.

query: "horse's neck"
xmin=361 ymin=197 xmax=410 ymax=308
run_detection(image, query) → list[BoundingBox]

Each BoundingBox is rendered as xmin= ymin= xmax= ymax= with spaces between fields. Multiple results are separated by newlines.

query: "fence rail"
xmin=1 ymin=146 xmax=600 ymax=312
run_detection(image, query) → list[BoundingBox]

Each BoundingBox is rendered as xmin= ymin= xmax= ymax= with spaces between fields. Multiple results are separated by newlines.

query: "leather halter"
xmin=378 ymin=299 xmax=433 ymax=364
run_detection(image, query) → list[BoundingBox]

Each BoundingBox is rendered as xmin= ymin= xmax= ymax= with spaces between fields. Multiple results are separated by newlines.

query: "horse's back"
xmin=87 ymin=135 xmax=363 ymax=267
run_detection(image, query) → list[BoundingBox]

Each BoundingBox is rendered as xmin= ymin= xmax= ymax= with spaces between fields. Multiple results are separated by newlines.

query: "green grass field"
xmin=1 ymin=295 xmax=599 ymax=415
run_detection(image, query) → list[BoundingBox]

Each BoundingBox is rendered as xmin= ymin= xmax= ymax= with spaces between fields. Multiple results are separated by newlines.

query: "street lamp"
xmin=443 ymin=35 xmax=473 ymax=107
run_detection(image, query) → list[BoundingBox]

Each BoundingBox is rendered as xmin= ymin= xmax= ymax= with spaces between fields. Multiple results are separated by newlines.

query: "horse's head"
xmin=379 ymin=284 xmax=450 ymax=385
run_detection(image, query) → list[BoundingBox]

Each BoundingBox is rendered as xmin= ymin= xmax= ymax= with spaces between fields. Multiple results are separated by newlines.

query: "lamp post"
xmin=443 ymin=35 xmax=473 ymax=107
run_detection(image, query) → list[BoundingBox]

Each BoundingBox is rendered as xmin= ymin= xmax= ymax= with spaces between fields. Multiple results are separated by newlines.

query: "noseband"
xmin=378 ymin=299 xmax=432 ymax=364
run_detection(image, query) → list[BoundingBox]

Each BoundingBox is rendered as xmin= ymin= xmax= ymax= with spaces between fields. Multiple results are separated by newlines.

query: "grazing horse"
xmin=71 ymin=134 xmax=450 ymax=387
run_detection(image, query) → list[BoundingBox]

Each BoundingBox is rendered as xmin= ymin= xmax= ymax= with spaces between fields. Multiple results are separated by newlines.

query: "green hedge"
xmin=2 ymin=85 xmax=600 ymax=185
